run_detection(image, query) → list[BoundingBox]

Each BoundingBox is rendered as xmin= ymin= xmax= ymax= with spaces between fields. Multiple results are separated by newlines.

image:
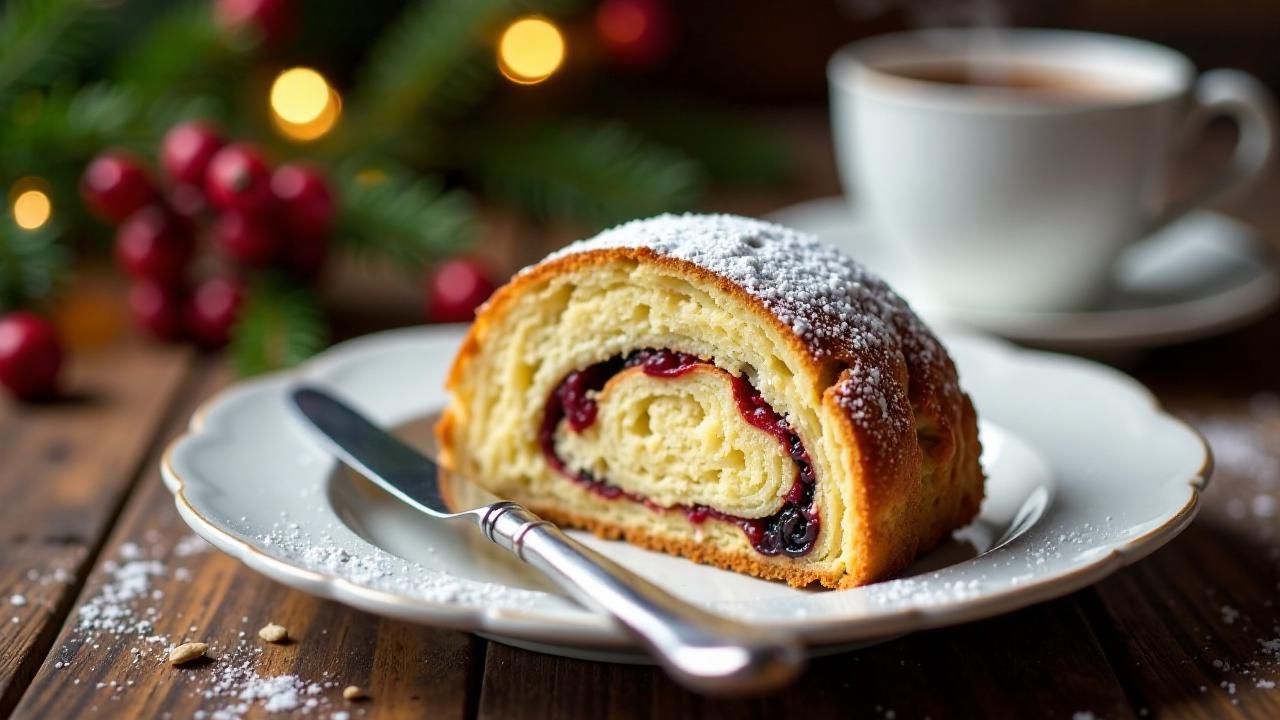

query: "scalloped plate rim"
xmin=161 ymin=324 xmax=1209 ymax=651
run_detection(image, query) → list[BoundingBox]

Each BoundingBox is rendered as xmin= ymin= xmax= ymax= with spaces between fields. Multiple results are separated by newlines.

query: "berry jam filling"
xmin=539 ymin=348 xmax=819 ymax=557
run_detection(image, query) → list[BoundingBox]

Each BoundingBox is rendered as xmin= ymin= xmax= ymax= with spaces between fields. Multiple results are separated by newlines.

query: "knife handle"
xmin=477 ymin=501 xmax=805 ymax=695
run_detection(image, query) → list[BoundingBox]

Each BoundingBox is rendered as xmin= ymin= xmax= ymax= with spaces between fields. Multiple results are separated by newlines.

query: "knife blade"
xmin=288 ymin=384 xmax=805 ymax=695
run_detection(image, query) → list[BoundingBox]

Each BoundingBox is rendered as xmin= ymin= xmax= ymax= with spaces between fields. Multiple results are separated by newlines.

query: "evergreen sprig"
xmin=2 ymin=83 xmax=134 ymax=162
xmin=347 ymin=0 xmax=505 ymax=146
xmin=110 ymin=4 xmax=246 ymax=108
xmin=230 ymin=276 xmax=330 ymax=376
xmin=0 ymin=82 xmax=219 ymax=170
xmin=345 ymin=0 xmax=583 ymax=150
xmin=0 ymin=219 xmax=69 ymax=313
xmin=0 ymin=0 xmax=110 ymax=104
xmin=337 ymin=163 xmax=476 ymax=268
xmin=626 ymin=106 xmax=791 ymax=188
xmin=469 ymin=120 xmax=702 ymax=228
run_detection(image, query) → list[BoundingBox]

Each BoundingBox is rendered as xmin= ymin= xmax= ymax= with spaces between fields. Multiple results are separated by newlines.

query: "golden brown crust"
xmin=437 ymin=225 xmax=984 ymax=588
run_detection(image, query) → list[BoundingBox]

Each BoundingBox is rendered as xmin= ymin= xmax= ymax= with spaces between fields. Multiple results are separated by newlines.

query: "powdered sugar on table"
xmin=32 ymin=536 xmax=363 ymax=718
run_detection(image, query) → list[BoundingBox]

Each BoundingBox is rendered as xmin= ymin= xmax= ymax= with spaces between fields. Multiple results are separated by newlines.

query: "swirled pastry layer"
xmin=438 ymin=214 xmax=984 ymax=588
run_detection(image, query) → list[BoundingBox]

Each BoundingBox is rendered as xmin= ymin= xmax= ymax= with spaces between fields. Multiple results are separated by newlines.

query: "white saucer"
xmin=162 ymin=326 xmax=1207 ymax=662
xmin=768 ymin=197 xmax=1280 ymax=351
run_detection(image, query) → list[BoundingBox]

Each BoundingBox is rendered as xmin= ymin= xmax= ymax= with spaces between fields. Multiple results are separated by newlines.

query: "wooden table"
xmin=3 ymin=117 xmax=1279 ymax=719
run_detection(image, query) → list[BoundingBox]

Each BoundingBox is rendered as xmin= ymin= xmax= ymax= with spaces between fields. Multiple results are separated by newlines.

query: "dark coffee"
xmin=888 ymin=62 xmax=1128 ymax=99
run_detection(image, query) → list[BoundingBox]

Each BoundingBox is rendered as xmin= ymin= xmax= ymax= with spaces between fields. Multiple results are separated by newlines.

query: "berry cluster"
xmin=81 ymin=121 xmax=335 ymax=346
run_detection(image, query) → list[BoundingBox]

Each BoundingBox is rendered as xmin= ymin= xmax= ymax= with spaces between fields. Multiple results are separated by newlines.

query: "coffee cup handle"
xmin=1143 ymin=69 xmax=1278 ymax=237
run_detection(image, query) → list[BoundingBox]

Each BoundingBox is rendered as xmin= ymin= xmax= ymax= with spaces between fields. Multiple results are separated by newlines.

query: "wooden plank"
xmin=0 ymin=302 xmax=194 ymax=715
xmin=0 ymin=337 xmax=192 ymax=546
xmin=1084 ymin=382 xmax=1280 ymax=719
xmin=10 ymin=361 xmax=483 ymax=719
xmin=0 ymin=547 xmax=83 ymax=717
xmin=477 ymin=595 xmax=1136 ymax=719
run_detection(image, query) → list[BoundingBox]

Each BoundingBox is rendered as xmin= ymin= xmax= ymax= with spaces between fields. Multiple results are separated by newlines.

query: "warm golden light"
xmin=12 ymin=185 xmax=52 ymax=231
xmin=270 ymin=67 xmax=341 ymax=142
xmin=498 ymin=17 xmax=566 ymax=84
xmin=271 ymin=68 xmax=330 ymax=123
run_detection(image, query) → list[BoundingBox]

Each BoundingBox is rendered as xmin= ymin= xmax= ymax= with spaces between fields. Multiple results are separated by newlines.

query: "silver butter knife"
xmin=289 ymin=385 xmax=805 ymax=695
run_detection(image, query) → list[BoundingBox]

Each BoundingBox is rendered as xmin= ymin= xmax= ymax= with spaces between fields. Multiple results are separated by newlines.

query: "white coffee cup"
xmin=828 ymin=29 xmax=1278 ymax=312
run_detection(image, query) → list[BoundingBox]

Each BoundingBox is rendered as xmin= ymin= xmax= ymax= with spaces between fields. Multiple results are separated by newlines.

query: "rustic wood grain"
xmin=0 ymin=547 xmax=83 ymax=718
xmin=1086 ymin=528 xmax=1280 ymax=720
xmin=1063 ymin=310 xmax=1280 ymax=720
xmin=10 ymin=360 xmax=483 ymax=720
xmin=477 ymin=596 xmax=1136 ymax=720
xmin=0 ymin=304 xmax=194 ymax=715
xmin=1082 ymin=398 xmax=1280 ymax=719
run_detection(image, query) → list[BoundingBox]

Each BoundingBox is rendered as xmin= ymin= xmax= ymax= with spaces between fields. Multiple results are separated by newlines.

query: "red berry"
xmin=114 ymin=206 xmax=195 ymax=284
xmin=205 ymin=143 xmax=273 ymax=211
xmin=80 ymin=151 xmax=156 ymax=224
xmin=214 ymin=0 xmax=294 ymax=49
xmin=271 ymin=164 xmax=335 ymax=238
xmin=128 ymin=279 xmax=187 ymax=341
xmin=161 ymin=121 xmax=225 ymax=186
xmin=426 ymin=259 xmax=497 ymax=323
xmin=187 ymin=276 xmax=246 ymax=348
xmin=596 ymin=0 xmax=673 ymax=69
xmin=212 ymin=209 xmax=278 ymax=266
xmin=166 ymin=183 xmax=207 ymax=220
xmin=0 ymin=312 xmax=63 ymax=400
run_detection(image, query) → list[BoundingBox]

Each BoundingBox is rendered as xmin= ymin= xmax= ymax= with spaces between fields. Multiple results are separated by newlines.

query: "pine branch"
xmin=466 ymin=120 xmax=702 ymax=228
xmin=344 ymin=0 xmax=583 ymax=150
xmin=230 ymin=276 xmax=329 ymax=376
xmin=347 ymin=0 xmax=504 ymax=144
xmin=1 ymin=83 xmax=133 ymax=162
xmin=0 ymin=0 xmax=109 ymax=103
xmin=625 ymin=105 xmax=791 ymax=188
xmin=0 ymin=219 xmax=70 ymax=313
xmin=336 ymin=162 xmax=476 ymax=268
xmin=110 ymin=4 xmax=246 ymax=105
xmin=2 ymin=82 xmax=219 ymax=160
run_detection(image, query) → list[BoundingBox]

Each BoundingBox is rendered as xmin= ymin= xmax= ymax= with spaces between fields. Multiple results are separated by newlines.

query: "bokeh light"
xmin=498 ymin=17 xmax=566 ymax=85
xmin=270 ymin=67 xmax=341 ymax=142
xmin=271 ymin=68 xmax=329 ymax=123
xmin=10 ymin=177 xmax=52 ymax=230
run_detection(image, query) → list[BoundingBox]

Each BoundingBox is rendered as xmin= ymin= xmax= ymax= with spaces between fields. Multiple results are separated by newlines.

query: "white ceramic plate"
xmin=768 ymin=197 xmax=1280 ymax=352
xmin=162 ymin=326 xmax=1208 ymax=661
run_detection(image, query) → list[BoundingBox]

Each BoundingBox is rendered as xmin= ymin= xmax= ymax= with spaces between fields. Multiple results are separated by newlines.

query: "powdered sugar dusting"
xmin=544 ymin=213 xmax=952 ymax=436
xmin=549 ymin=213 xmax=930 ymax=361
xmin=257 ymin=521 xmax=550 ymax=608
